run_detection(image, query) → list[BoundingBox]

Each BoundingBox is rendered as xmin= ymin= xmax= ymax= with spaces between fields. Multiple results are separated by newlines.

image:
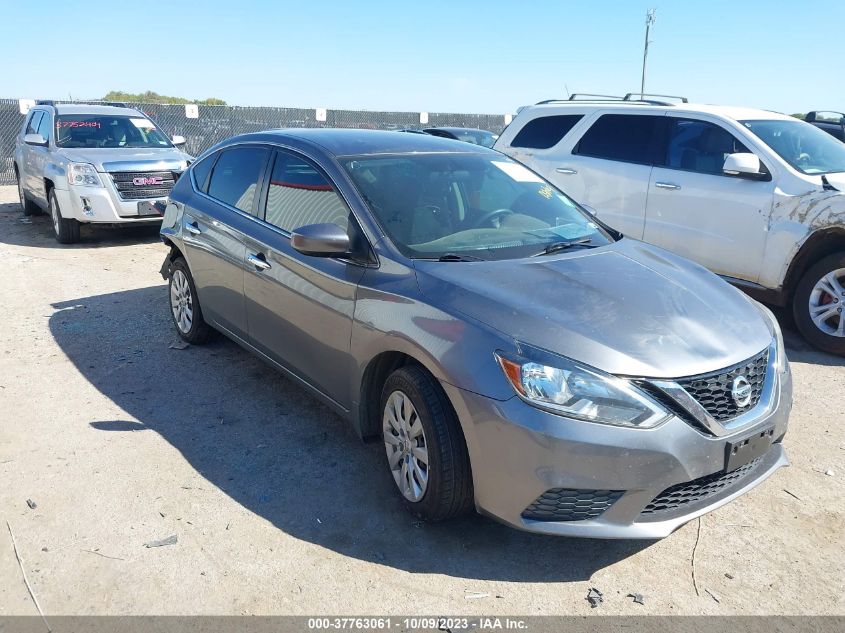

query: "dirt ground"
xmin=0 ymin=185 xmax=842 ymax=617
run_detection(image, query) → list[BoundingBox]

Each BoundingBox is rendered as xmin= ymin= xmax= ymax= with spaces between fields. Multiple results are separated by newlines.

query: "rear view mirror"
xmin=291 ymin=223 xmax=350 ymax=257
xmin=24 ymin=133 xmax=47 ymax=147
xmin=723 ymin=153 xmax=768 ymax=180
xmin=172 ymin=135 xmax=187 ymax=147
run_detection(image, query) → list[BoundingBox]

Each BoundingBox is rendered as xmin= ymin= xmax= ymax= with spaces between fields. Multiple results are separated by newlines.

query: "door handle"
xmin=556 ymin=167 xmax=578 ymax=175
xmin=185 ymin=221 xmax=201 ymax=235
xmin=247 ymin=253 xmax=271 ymax=271
xmin=655 ymin=182 xmax=681 ymax=190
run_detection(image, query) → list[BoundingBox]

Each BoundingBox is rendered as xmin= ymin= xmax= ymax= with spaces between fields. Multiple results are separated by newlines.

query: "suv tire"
xmin=793 ymin=251 xmax=845 ymax=356
xmin=15 ymin=168 xmax=39 ymax=216
xmin=168 ymin=257 xmax=212 ymax=344
xmin=49 ymin=189 xmax=80 ymax=244
xmin=380 ymin=365 xmax=473 ymax=521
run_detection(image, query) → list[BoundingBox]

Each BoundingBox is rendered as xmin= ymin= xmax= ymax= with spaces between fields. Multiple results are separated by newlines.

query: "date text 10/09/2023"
xmin=307 ymin=617 xmax=529 ymax=631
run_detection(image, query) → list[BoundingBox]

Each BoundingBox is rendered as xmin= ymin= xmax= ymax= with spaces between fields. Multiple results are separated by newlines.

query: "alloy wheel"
xmin=170 ymin=269 xmax=194 ymax=334
xmin=808 ymin=267 xmax=845 ymax=337
xmin=17 ymin=179 xmax=26 ymax=209
xmin=383 ymin=390 xmax=429 ymax=502
xmin=50 ymin=196 xmax=60 ymax=235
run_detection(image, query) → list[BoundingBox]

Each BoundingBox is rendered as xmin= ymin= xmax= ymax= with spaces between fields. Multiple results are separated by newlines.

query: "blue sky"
xmin=4 ymin=0 xmax=843 ymax=115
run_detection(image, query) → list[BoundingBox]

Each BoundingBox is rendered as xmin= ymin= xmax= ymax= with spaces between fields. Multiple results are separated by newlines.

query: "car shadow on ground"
xmin=50 ymin=285 xmax=651 ymax=583
xmin=0 ymin=200 xmax=160 ymax=248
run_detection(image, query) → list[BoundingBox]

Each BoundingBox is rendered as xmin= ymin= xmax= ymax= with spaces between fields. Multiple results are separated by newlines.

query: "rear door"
xmin=242 ymin=148 xmax=366 ymax=409
xmin=180 ymin=146 xmax=270 ymax=338
xmin=644 ymin=117 xmax=774 ymax=281
xmin=22 ymin=110 xmax=44 ymax=195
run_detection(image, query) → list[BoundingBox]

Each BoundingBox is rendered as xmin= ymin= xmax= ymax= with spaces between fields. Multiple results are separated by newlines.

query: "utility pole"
xmin=640 ymin=9 xmax=657 ymax=100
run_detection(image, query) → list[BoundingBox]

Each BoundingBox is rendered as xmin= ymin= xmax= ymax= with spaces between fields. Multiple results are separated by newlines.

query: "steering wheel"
xmin=472 ymin=208 xmax=514 ymax=229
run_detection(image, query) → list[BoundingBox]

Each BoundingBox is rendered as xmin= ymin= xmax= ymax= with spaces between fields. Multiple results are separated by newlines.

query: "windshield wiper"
xmin=531 ymin=238 xmax=594 ymax=257
xmin=436 ymin=253 xmax=487 ymax=262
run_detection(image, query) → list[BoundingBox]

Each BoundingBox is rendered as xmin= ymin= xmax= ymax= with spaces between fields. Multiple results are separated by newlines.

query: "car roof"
xmin=51 ymin=104 xmax=145 ymax=117
xmin=520 ymin=101 xmax=796 ymax=123
xmin=233 ymin=128 xmax=497 ymax=157
xmin=427 ymin=127 xmax=494 ymax=134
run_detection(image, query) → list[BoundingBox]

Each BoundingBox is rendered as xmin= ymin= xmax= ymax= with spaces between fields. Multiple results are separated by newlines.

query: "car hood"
xmin=414 ymin=239 xmax=772 ymax=379
xmin=58 ymin=148 xmax=190 ymax=172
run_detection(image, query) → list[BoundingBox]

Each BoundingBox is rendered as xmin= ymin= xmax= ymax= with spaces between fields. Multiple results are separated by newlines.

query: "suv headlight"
xmin=67 ymin=163 xmax=103 ymax=187
xmin=495 ymin=351 xmax=670 ymax=428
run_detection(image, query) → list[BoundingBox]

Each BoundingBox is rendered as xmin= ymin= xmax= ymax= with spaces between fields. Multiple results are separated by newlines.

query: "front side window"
xmin=511 ymin=115 xmax=583 ymax=149
xmin=665 ymin=119 xmax=750 ymax=175
xmin=264 ymin=151 xmax=348 ymax=232
xmin=54 ymin=115 xmax=172 ymax=149
xmin=206 ymin=147 xmax=269 ymax=215
xmin=341 ymin=153 xmax=613 ymax=260
xmin=741 ymin=119 xmax=845 ymax=175
xmin=25 ymin=111 xmax=44 ymax=136
xmin=36 ymin=112 xmax=52 ymax=142
xmin=575 ymin=114 xmax=665 ymax=164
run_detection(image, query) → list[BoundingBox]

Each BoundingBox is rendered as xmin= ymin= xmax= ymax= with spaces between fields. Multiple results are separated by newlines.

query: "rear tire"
xmin=49 ymin=189 xmax=80 ymax=244
xmin=792 ymin=251 xmax=845 ymax=356
xmin=15 ymin=168 xmax=39 ymax=216
xmin=168 ymin=257 xmax=211 ymax=344
xmin=380 ymin=365 xmax=473 ymax=522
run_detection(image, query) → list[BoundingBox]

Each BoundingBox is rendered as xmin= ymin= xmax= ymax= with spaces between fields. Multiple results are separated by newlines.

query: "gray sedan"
xmin=159 ymin=129 xmax=792 ymax=538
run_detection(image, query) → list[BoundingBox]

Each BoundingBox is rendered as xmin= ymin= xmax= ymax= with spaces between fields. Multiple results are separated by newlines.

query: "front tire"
xmin=381 ymin=365 xmax=473 ymax=521
xmin=793 ymin=252 xmax=845 ymax=356
xmin=48 ymin=189 xmax=80 ymax=244
xmin=168 ymin=257 xmax=211 ymax=344
xmin=15 ymin=168 xmax=39 ymax=216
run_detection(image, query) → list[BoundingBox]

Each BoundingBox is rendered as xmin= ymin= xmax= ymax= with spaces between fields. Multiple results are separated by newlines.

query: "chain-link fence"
xmin=0 ymin=98 xmax=509 ymax=186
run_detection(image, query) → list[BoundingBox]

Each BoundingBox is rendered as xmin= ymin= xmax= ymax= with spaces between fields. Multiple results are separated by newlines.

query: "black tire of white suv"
xmin=15 ymin=167 xmax=39 ymax=216
xmin=793 ymin=252 xmax=845 ymax=356
xmin=48 ymin=189 xmax=80 ymax=244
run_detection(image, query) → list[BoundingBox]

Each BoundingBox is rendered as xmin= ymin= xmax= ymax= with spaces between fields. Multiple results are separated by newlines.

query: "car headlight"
xmin=67 ymin=163 xmax=103 ymax=187
xmin=754 ymin=302 xmax=788 ymax=373
xmin=495 ymin=351 xmax=670 ymax=428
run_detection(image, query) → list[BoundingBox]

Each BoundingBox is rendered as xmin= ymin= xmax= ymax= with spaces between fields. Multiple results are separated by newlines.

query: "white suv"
xmin=495 ymin=96 xmax=845 ymax=355
xmin=14 ymin=102 xmax=190 ymax=243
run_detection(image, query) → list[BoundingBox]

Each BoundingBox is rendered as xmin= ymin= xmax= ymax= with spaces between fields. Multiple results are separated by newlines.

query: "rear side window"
xmin=25 ymin=111 xmax=44 ymax=135
xmin=510 ymin=115 xmax=583 ymax=149
xmin=206 ymin=147 xmax=269 ymax=215
xmin=575 ymin=114 xmax=665 ymax=164
xmin=190 ymin=154 xmax=215 ymax=193
xmin=665 ymin=119 xmax=750 ymax=175
xmin=264 ymin=150 xmax=348 ymax=232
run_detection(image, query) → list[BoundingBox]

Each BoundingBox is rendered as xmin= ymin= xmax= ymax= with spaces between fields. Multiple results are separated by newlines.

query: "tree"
xmin=102 ymin=91 xmax=226 ymax=106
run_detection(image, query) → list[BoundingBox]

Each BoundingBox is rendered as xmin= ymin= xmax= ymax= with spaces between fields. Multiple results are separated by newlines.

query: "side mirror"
xmin=291 ymin=223 xmax=350 ymax=257
xmin=172 ymin=135 xmax=187 ymax=147
xmin=24 ymin=133 xmax=47 ymax=147
xmin=723 ymin=153 xmax=768 ymax=180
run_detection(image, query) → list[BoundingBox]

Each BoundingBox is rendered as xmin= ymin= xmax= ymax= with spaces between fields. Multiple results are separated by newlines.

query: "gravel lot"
xmin=0 ymin=184 xmax=842 ymax=617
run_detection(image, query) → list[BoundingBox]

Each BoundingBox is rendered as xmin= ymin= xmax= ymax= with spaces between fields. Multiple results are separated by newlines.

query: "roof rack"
xmin=568 ymin=93 xmax=625 ymax=101
xmin=623 ymin=93 xmax=688 ymax=103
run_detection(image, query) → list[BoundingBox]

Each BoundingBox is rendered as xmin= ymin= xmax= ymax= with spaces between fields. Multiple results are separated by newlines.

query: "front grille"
xmin=522 ymin=489 xmax=624 ymax=522
xmin=676 ymin=349 xmax=769 ymax=422
xmin=640 ymin=457 xmax=764 ymax=517
xmin=110 ymin=171 xmax=177 ymax=200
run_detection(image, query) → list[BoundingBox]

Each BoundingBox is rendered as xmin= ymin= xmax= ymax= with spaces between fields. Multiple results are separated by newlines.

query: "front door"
xmin=242 ymin=148 xmax=365 ymax=409
xmin=644 ymin=117 xmax=775 ymax=282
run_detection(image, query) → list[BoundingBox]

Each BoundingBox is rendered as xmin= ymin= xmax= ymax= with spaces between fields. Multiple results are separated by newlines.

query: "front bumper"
xmin=442 ymin=365 xmax=792 ymax=539
xmin=54 ymin=183 xmax=166 ymax=224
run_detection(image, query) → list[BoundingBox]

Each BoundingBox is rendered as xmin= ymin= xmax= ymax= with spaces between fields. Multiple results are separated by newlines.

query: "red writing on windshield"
xmin=57 ymin=121 xmax=101 ymax=128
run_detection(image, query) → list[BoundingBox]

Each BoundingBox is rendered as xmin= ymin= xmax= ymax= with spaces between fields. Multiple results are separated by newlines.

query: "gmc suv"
xmin=495 ymin=95 xmax=845 ymax=355
xmin=14 ymin=102 xmax=191 ymax=243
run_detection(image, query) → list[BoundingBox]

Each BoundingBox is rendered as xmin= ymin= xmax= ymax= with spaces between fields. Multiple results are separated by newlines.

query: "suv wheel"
xmin=380 ymin=365 xmax=473 ymax=521
xmin=15 ymin=168 xmax=39 ymax=216
xmin=48 ymin=189 xmax=80 ymax=244
xmin=168 ymin=257 xmax=211 ymax=344
xmin=793 ymin=252 xmax=845 ymax=355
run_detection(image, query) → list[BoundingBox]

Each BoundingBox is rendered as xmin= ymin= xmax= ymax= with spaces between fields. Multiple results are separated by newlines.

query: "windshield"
xmin=741 ymin=119 xmax=845 ymax=175
xmin=341 ymin=153 xmax=613 ymax=260
xmin=55 ymin=115 xmax=173 ymax=149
